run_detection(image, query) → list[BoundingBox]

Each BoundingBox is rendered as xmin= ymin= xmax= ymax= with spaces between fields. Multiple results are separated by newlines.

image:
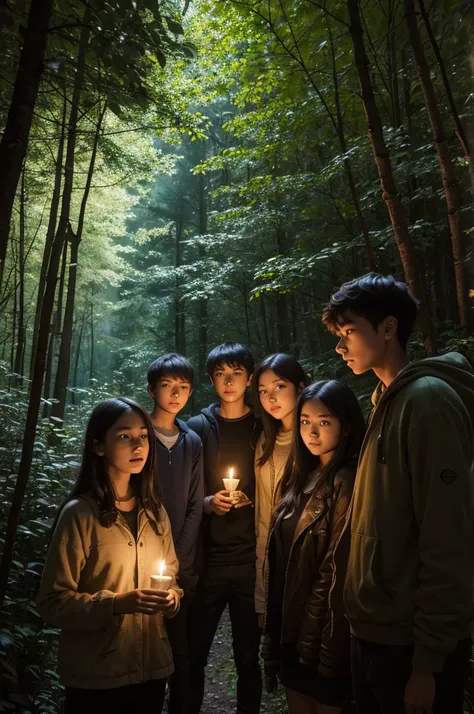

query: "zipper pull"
xmin=168 ymin=449 xmax=171 ymax=466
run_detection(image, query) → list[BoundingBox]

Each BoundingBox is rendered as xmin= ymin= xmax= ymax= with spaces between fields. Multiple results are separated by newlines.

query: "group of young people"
xmin=36 ymin=273 xmax=474 ymax=714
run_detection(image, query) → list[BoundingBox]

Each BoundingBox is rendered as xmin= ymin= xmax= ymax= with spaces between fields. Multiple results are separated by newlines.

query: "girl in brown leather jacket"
xmin=37 ymin=398 xmax=182 ymax=714
xmin=263 ymin=380 xmax=364 ymax=714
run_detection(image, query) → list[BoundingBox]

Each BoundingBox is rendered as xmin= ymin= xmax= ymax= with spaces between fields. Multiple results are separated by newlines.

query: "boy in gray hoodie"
xmin=323 ymin=273 xmax=474 ymax=714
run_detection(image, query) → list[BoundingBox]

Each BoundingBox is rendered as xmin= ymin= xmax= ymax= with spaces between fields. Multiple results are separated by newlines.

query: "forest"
xmin=0 ymin=0 xmax=474 ymax=710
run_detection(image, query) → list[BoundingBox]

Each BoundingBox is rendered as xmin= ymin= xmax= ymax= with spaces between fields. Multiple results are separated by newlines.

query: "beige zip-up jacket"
xmin=37 ymin=494 xmax=182 ymax=690
xmin=254 ymin=429 xmax=292 ymax=614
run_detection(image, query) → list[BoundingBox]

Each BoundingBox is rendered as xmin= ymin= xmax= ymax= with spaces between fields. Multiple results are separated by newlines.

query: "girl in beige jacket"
xmin=253 ymin=354 xmax=308 ymax=621
xmin=37 ymin=398 xmax=183 ymax=714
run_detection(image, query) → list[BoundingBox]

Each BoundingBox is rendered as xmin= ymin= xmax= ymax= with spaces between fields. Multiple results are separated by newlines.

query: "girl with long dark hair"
xmin=253 ymin=354 xmax=308 ymax=620
xmin=263 ymin=380 xmax=365 ymax=714
xmin=37 ymin=398 xmax=182 ymax=714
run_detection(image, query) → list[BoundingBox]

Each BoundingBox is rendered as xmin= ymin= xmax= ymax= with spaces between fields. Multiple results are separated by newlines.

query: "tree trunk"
xmin=43 ymin=240 xmax=68 ymax=418
xmin=0 ymin=14 xmax=90 ymax=608
xmin=198 ymin=164 xmax=208 ymax=384
xmin=51 ymin=102 xmax=106 ymax=421
xmin=327 ymin=20 xmax=377 ymax=271
xmin=71 ymin=306 xmax=86 ymax=405
xmin=347 ymin=0 xmax=436 ymax=355
xmin=405 ymin=0 xmax=468 ymax=327
xmin=13 ymin=169 xmax=26 ymax=381
xmin=30 ymin=92 xmax=68 ymax=378
xmin=89 ymin=301 xmax=94 ymax=384
xmin=417 ymin=0 xmax=470 ymax=161
xmin=0 ymin=0 xmax=54 ymax=288
xmin=174 ymin=211 xmax=186 ymax=355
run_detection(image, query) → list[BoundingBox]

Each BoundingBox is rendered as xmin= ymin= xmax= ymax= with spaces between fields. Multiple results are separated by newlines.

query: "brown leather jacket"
xmin=262 ymin=467 xmax=354 ymax=679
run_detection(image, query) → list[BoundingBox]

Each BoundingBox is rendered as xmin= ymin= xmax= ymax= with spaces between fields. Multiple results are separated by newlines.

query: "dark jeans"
xmin=64 ymin=678 xmax=166 ymax=714
xmin=188 ymin=561 xmax=262 ymax=714
xmin=351 ymin=636 xmax=471 ymax=714
xmin=166 ymin=598 xmax=190 ymax=714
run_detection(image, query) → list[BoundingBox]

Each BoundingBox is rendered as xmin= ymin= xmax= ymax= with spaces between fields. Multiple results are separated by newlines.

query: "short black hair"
xmin=206 ymin=342 xmax=255 ymax=378
xmin=322 ymin=273 xmax=419 ymax=349
xmin=147 ymin=353 xmax=194 ymax=390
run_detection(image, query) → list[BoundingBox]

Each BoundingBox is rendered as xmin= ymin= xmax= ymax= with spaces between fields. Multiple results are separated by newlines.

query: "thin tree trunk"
xmin=51 ymin=102 xmax=106 ymax=421
xmin=43 ymin=240 xmax=68 ymax=418
xmin=198 ymin=163 xmax=208 ymax=384
xmin=13 ymin=169 xmax=26 ymax=381
xmin=0 ymin=14 xmax=90 ymax=607
xmin=174 ymin=210 xmax=186 ymax=355
xmin=0 ymin=0 xmax=54 ymax=288
xmin=348 ymin=0 xmax=436 ymax=355
xmin=405 ymin=0 xmax=468 ymax=327
xmin=89 ymin=301 xmax=94 ymax=384
xmin=30 ymin=93 xmax=68 ymax=378
xmin=327 ymin=20 xmax=377 ymax=271
xmin=71 ymin=306 xmax=86 ymax=404
xmin=417 ymin=0 xmax=470 ymax=161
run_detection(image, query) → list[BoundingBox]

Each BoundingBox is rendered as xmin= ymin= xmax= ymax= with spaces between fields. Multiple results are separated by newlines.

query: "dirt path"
xmin=199 ymin=607 xmax=287 ymax=714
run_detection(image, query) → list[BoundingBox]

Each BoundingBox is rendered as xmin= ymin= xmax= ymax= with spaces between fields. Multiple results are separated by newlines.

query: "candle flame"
xmin=159 ymin=560 xmax=165 ymax=576
xmin=229 ymin=467 xmax=234 ymax=478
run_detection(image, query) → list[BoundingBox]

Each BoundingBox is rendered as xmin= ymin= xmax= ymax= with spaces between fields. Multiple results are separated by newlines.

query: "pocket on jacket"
xmin=344 ymin=533 xmax=392 ymax=622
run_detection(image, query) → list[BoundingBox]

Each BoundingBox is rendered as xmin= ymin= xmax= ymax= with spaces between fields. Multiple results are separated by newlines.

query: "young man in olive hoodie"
xmin=323 ymin=273 xmax=474 ymax=714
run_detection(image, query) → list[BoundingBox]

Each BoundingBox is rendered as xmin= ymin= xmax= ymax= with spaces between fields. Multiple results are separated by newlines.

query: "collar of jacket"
xmin=79 ymin=493 xmax=162 ymax=533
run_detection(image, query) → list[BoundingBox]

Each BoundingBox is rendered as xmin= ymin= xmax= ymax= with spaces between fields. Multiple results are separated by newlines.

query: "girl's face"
xmin=95 ymin=409 xmax=150 ymax=480
xmin=258 ymin=369 xmax=299 ymax=423
xmin=299 ymin=398 xmax=341 ymax=465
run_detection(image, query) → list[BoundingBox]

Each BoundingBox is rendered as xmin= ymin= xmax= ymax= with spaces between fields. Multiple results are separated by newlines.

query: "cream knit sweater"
xmin=254 ymin=428 xmax=293 ymax=614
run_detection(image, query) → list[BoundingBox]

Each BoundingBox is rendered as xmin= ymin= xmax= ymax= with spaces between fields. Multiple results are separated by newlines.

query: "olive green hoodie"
xmin=344 ymin=352 xmax=474 ymax=672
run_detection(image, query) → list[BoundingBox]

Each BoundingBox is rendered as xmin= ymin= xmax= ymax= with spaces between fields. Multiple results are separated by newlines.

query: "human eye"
xmin=320 ymin=420 xmax=330 ymax=427
xmin=180 ymin=385 xmax=189 ymax=391
xmin=215 ymin=371 xmax=223 ymax=378
xmin=300 ymin=419 xmax=310 ymax=426
xmin=140 ymin=433 xmax=148 ymax=440
xmin=118 ymin=433 xmax=129 ymax=440
xmin=345 ymin=328 xmax=354 ymax=336
xmin=234 ymin=371 xmax=243 ymax=377
xmin=160 ymin=381 xmax=170 ymax=388
xmin=276 ymin=383 xmax=286 ymax=390
xmin=259 ymin=389 xmax=267 ymax=395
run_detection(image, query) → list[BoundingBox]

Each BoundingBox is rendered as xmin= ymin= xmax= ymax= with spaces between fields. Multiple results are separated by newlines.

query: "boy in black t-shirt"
xmin=187 ymin=342 xmax=262 ymax=714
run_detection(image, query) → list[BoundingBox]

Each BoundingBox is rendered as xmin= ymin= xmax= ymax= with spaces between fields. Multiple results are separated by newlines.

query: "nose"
xmin=170 ymin=386 xmax=179 ymax=398
xmin=269 ymin=391 xmax=276 ymax=402
xmin=310 ymin=426 xmax=319 ymax=438
xmin=132 ymin=439 xmax=142 ymax=451
xmin=335 ymin=336 xmax=347 ymax=354
xmin=225 ymin=375 xmax=233 ymax=385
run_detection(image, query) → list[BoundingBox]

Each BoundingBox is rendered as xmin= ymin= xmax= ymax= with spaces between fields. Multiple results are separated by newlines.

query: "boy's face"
xmin=148 ymin=375 xmax=192 ymax=416
xmin=211 ymin=363 xmax=252 ymax=404
xmin=334 ymin=311 xmax=395 ymax=375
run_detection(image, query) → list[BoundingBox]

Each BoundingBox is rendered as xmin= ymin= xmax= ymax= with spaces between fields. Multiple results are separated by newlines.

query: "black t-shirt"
xmin=207 ymin=410 xmax=257 ymax=566
xmin=118 ymin=505 xmax=138 ymax=541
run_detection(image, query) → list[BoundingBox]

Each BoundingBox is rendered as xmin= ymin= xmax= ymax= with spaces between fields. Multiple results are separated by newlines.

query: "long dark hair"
xmin=68 ymin=398 xmax=162 ymax=524
xmin=253 ymin=353 xmax=309 ymax=466
xmin=277 ymin=380 xmax=365 ymax=519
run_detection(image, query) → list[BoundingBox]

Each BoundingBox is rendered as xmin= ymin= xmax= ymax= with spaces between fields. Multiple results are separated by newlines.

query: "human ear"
xmin=384 ymin=316 xmax=398 ymax=341
xmin=247 ymin=373 xmax=253 ymax=387
xmin=147 ymin=383 xmax=155 ymax=399
xmin=299 ymin=381 xmax=306 ymax=392
xmin=94 ymin=439 xmax=105 ymax=457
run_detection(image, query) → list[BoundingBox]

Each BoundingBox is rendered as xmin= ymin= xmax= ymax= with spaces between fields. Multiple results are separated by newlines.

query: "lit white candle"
xmin=150 ymin=559 xmax=172 ymax=590
xmin=223 ymin=467 xmax=240 ymax=493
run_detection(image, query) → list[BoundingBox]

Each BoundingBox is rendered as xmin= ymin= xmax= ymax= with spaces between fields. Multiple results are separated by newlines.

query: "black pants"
xmin=188 ymin=562 xmax=262 ymax=714
xmin=166 ymin=598 xmax=190 ymax=714
xmin=64 ymin=678 xmax=166 ymax=714
xmin=351 ymin=636 xmax=471 ymax=714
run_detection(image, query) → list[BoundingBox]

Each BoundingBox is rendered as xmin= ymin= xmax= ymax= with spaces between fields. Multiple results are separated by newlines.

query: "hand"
xmin=210 ymin=490 xmax=233 ymax=515
xmin=162 ymin=589 xmax=180 ymax=618
xmin=113 ymin=589 xmax=170 ymax=616
xmin=404 ymin=669 xmax=435 ymax=714
xmin=264 ymin=673 xmax=278 ymax=694
xmin=232 ymin=490 xmax=253 ymax=509
xmin=257 ymin=613 xmax=265 ymax=629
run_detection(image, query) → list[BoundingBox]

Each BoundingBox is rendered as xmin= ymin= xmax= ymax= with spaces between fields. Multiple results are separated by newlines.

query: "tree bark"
xmin=198 ymin=162 xmax=208 ymax=385
xmin=0 ymin=0 xmax=54 ymax=288
xmin=51 ymin=102 xmax=106 ymax=421
xmin=417 ymin=0 xmax=470 ymax=161
xmin=71 ymin=305 xmax=86 ymax=404
xmin=43 ymin=240 xmax=68 ymax=418
xmin=0 ymin=14 xmax=90 ymax=607
xmin=30 ymin=92 xmax=68 ymax=378
xmin=405 ymin=0 xmax=468 ymax=327
xmin=174 ymin=209 xmax=186 ymax=355
xmin=13 ymin=168 xmax=26 ymax=381
xmin=348 ymin=0 xmax=436 ymax=355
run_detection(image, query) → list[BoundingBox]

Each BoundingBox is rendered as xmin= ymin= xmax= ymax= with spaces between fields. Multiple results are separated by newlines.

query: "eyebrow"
xmin=259 ymin=378 xmax=288 ymax=386
xmin=301 ymin=412 xmax=332 ymax=418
